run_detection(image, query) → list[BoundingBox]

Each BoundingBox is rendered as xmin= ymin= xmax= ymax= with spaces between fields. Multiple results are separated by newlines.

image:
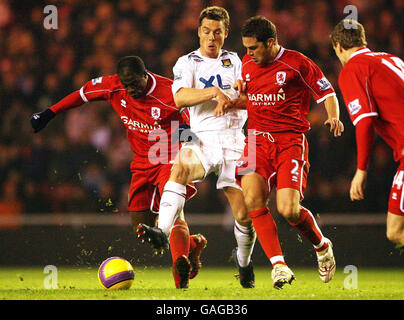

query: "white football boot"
xmin=271 ymin=264 xmax=295 ymax=289
xmin=316 ymin=238 xmax=336 ymax=283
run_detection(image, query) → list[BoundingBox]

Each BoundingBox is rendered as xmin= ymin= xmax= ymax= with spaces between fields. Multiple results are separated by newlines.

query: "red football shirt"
xmin=338 ymin=48 xmax=404 ymax=165
xmin=242 ymin=47 xmax=336 ymax=133
xmin=50 ymin=72 xmax=187 ymax=169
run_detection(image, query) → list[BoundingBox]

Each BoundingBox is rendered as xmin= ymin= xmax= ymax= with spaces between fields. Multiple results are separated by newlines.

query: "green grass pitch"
xmin=0 ymin=266 xmax=403 ymax=300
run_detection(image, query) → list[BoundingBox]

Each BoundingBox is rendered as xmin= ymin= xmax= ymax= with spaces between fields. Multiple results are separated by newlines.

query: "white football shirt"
xmin=172 ymin=49 xmax=247 ymax=132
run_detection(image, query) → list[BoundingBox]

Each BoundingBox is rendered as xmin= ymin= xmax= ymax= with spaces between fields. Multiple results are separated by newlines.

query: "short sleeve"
xmin=171 ymin=57 xmax=195 ymax=95
xmin=338 ymin=64 xmax=378 ymax=126
xmin=299 ymin=56 xmax=335 ymax=103
xmin=79 ymin=76 xmax=112 ymax=102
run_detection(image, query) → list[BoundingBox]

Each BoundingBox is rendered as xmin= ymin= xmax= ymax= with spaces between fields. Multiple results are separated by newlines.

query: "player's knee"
xmin=386 ymin=228 xmax=404 ymax=245
xmin=234 ymin=209 xmax=251 ymax=225
xmin=170 ymin=163 xmax=191 ymax=184
xmin=243 ymin=193 xmax=266 ymax=212
xmin=277 ymin=202 xmax=300 ymax=223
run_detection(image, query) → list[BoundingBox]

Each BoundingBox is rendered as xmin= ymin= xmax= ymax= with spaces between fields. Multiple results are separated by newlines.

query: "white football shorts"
xmin=180 ymin=129 xmax=245 ymax=190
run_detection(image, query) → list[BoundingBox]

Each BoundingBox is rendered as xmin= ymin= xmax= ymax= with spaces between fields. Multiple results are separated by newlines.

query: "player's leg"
xmin=386 ymin=165 xmax=404 ymax=246
xmin=242 ymin=173 xmax=284 ymax=264
xmin=223 ymin=186 xmax=255 ymax=266
xmin=386 ymin=212 xmax=404 ymax=245
xmin=277 ymin=188 xmax=327 ymax=248
xmin=130 ymin=210 xmax=157 ymax=234
xmin=241 ymin=172 xmax=294 ymax=288
xmin=275 ymin=133 xmax=335 ymax=282
xmin=223 ymin=186 xmax=256 ymax=288
xmin=157 ymin=148 xmax=205 ymax=236
xmin=169 ymin=209 xmax=192 ymax=288
xmin=276 ymin=188 xmax=335 ymax=282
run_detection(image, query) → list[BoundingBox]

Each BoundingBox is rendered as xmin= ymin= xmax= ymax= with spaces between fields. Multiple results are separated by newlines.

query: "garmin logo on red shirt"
xmin=121 ymin=116 xmax=161 ymax=133
xmin=247 ymin=89 xmax=286 ymax=105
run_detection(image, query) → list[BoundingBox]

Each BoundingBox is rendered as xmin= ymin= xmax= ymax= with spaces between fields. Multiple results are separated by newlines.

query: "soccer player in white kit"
xmin=137 ymin=7 xmax=259 ymax=289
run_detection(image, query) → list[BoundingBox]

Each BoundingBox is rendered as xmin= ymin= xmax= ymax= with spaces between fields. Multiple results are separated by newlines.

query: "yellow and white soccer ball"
xmin=98 ymin=257 xmax=135 ymax=290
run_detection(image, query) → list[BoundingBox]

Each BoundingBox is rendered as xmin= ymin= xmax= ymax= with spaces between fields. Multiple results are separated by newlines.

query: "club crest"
xmin=276 ymin=71 xmax=286 ymax=85
xmin=151 ymin=107 xmax=161 ymax=120
xmin=221 ymin=58 xmax=233 ymax=68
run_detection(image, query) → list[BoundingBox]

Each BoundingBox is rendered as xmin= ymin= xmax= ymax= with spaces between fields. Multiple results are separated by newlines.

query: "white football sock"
xmin=234 ymin=220 xmax=256 ymax=267
xmin=157 ymin=181 xmax=187 ymax=236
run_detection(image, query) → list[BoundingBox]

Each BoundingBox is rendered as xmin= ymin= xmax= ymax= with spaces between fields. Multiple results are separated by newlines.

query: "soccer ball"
xmin=98 ymin=257 xmax=135 ymax=290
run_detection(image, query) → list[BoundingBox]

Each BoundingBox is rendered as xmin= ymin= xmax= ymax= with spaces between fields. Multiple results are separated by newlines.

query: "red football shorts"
xmin=236 ymin=131 xmax=310 ymax=199
xmin=128 ymin=163 xmax=196 ymax=213
xmin=388 ymin=160 xmax=404 ymax=216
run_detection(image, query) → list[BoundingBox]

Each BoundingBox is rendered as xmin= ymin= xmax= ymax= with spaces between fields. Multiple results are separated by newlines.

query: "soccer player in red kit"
xmin=30 ymin=56 xmax=206 ymax=288
xmin=216 ymin=16 xmax=344 ymax=284
xmin=331 ymin=19 xmax=404 ymax=247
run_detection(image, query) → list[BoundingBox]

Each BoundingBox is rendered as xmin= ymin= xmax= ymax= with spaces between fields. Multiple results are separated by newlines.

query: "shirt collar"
xmin=145 ymin=71 xmax=156 ymax=96
xmin=274 ymin=46 xmax=285 ymax=61
xmin=349 ymin=47 xmax=371 ymax=60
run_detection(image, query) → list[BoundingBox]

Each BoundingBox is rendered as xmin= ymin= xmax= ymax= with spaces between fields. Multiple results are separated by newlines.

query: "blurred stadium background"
xmin=0 ymin=0 xmax=403 ymax=269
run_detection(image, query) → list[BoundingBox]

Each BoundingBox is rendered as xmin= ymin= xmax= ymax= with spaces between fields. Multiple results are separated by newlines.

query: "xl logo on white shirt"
xmin=199 ymin=74 xmax=230 ymax=90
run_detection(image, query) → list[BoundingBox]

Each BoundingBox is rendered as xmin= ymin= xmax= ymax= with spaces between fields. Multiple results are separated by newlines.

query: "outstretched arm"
xmin=30 ymin=90 xmax=85 ymax=133
xmin=30 ymin=76 xmax=111 ymax=133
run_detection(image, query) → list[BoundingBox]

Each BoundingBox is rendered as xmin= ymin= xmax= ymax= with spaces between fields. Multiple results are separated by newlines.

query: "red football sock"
xmin=189 ymin=235 xmax=197 ymax=252
xmin=289 ymin=206 xmax=328 ymax=252
xmin=249 ymin=207 xmax=285 ymax=266
xmin=169 ymin=219 xmax=190 ymax=262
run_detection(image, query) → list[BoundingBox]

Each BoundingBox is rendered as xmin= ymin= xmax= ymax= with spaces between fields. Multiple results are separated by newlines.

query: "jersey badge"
xmin=221 ymin=58 xmax=233 ymax=68
xmin=276 ymin=71 xmax=286 ymax=85
xmin=348 ymin=98 xmax=362 ymax=115
xmin=316 ymin=77 xmax=331 ymax=90
xmin=151 ymin=107 xmax=161 ymax=120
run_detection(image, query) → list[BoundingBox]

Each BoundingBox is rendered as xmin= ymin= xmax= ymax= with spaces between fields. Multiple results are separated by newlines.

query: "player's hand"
xmin=324 ymin=118 xmax=344 ymax=137
xmin=213 ymin=88 xmax=231 ymax=117
xmin=350 ymin=169 xmax=367 ymax=201
xmin=30 ymin=108 xmax=56 ymax=133
xmin=233 ymin=80 xmax=246 ymax=96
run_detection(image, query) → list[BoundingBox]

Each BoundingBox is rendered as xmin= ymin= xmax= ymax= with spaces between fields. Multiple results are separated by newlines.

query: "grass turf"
xmin=0 ymin=266 xmax=403 ymax=300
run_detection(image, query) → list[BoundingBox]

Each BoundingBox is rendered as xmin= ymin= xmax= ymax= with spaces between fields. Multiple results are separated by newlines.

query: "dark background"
xmin=0 ymin=0 xmax=403 ymax=267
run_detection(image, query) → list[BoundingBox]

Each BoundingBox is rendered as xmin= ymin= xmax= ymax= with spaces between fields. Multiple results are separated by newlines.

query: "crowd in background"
xmin=0 ymin=0 xmax=402 ymax=216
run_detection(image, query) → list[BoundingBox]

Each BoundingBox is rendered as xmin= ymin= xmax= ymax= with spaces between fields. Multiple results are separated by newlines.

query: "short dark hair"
xmin=117 ymin=56 xmax=146 ymax=77
xmin=330 ymin=19 xmax=367 ymax=49
xmin=241 ymin=16 xmax=277 ymax=44
xmin=199 ymin=6 xmax=230 ymax=30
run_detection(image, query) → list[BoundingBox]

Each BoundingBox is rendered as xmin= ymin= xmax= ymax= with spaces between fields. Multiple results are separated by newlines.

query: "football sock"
xmin=189 ymin=235 xmax=197 ymax=252
xmin=234 ymin=220 xmax=256 ymax=267
xmin=169 ymin=219 xmax=190 ymax=288
xmin=249 ymin=207 xmax=285 ymax=266
xmin=169 ymin=218 xmax=190 ymax=262
xmin=158 ymin=181 xmax=186 ymax=236
xmin=289 ymin=206 xmax=329 ymax=252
